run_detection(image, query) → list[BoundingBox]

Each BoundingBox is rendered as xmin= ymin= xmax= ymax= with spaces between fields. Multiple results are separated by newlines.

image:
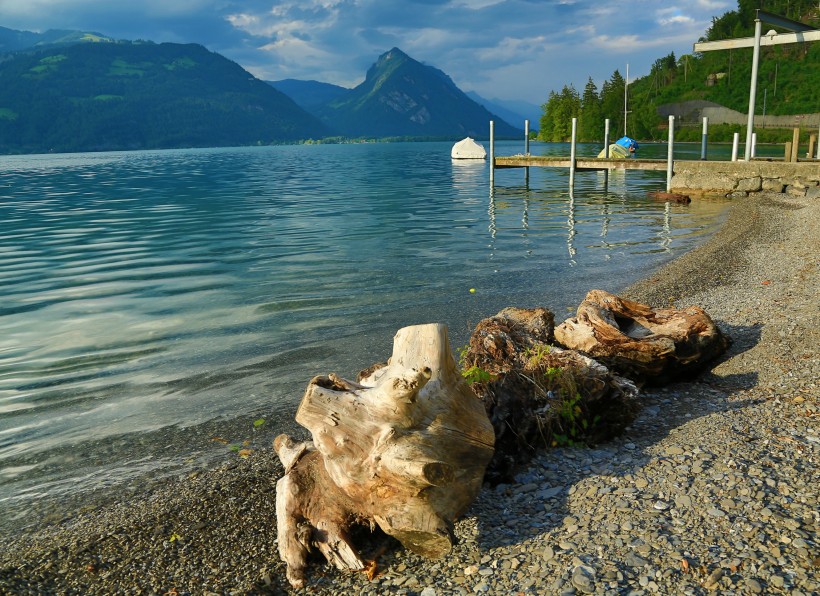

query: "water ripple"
xmin=0 ymin=142 xmax=729 ymax=504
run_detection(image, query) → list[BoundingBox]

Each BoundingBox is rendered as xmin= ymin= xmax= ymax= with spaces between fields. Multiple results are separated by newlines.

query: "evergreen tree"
xmin=538 ymin=91 xmax=557 ymax=141
xmin=578 ymin=77 xmax=602 ymax=141
xmin=600 ymin=70 xmax=626 ymax=137
xmin=538 ymin=85 xmax=580 ymax=142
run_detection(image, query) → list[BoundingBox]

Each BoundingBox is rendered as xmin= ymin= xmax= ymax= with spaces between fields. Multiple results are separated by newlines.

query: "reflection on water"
xmin=0 ymin=142 xmax=729 ymax=514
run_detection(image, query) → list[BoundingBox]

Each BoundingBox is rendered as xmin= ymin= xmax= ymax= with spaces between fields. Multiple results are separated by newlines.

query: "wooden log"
xmin=462 ymin=307 xmax=639 ymax=483
xmin=554 ymin=290 xmax=730 ymax=384
xmin=274 ymin=323 xmax=495 ymax=588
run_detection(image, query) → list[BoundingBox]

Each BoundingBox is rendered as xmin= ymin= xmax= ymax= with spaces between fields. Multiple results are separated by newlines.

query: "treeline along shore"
xmin=0 ymin=188 xmax=817 ymax=594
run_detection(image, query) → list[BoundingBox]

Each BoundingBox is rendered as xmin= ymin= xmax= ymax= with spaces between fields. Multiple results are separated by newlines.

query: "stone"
xmin=762 ymin=179 xmax=785 ymax=192
xmin=674 ymin=495 xmax=692 ymax=508
xmin=703 ymin=568 xmax=724 ymax=590
xmin=571 ymin=564 xmax=596 ymax=594
xmin=736 ymin=177 xmax=762 ymax=193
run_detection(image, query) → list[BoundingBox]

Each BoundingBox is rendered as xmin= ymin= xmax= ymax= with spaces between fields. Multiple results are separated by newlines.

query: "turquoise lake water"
xmin=0 ymin=141 xmax=731 ymax=519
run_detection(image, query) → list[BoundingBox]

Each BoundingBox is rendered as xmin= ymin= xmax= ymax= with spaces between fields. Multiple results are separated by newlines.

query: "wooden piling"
xmin=784 ymin=141 xmax=793 ymax=162
xmin=809 ymin=134 xmax=818 ymax=160
xmin=790 ymin=128 xmax=800 ymax=162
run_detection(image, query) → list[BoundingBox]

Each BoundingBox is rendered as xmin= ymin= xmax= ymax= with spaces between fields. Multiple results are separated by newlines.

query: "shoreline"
xmin=1 ymin=191 xmax=817 ymax=594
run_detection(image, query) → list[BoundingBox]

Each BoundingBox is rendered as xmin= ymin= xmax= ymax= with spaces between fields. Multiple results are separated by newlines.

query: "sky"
xmin=0 ymin=0 xmax=734 ymax=106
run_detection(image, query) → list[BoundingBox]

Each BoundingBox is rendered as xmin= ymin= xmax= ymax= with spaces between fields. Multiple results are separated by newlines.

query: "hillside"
xmin=0 ymin=26 xmax=113 ymax=54
xmin=316 ymin=48 xmax=521 ymax=139
xmin=538 ymin=0 xmax=820 ymax=142
xmin=0 ymin=40 xmax=330 ymax=153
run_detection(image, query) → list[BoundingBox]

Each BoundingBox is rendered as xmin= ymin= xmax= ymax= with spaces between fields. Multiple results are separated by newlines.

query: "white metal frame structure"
xmin=693 ymin=10 xmax=819 ymax=161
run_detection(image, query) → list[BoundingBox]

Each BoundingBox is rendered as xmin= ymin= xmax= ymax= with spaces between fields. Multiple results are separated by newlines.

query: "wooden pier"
xmin=494 ymin=156 xmax=668 ymax=172
xmin=489 ymin=116 xmax=819 ymax=193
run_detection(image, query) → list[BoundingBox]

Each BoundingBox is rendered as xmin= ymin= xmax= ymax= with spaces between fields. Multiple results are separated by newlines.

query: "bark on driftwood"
xmin=462 ymin=307 xmax=639 ymax=483
xmin=274 ymin=323 xmax=495 ymax=588
xmin=554 ymin=289 xmax=730 ymax=384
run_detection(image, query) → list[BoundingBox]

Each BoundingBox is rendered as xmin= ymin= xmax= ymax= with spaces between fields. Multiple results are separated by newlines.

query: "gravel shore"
xmin=1 ymin=191 xmax=817 ymax=595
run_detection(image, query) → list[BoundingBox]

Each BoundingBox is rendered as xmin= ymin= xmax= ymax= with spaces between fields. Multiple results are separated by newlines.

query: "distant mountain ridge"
xmin=465 ymin=91 xmax=541 ymax=132
xmin=0 ymin=40 xmax=330 ymax=153
xmin=0 ymin=26 xmax=114 ymax=53
xmin=0 ymin=27 xmax=522 ymax=154
xmin=268 ymin=79 xmax=349 ymax=111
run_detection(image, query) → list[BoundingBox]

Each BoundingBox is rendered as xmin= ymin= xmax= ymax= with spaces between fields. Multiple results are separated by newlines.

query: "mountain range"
xmin=270 ymin=50 xmax=529 ymax=137
xmin=0 ymin=28 xmax=521 ymax=154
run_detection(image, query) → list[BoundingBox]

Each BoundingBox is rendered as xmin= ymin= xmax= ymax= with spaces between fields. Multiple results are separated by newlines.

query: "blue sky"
xmin=1 ymin=0 xmax=733 ymax=104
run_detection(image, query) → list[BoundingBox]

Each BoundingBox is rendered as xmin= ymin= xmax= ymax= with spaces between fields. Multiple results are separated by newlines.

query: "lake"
xmin=0 ymin=140 xmax=730 ymax=525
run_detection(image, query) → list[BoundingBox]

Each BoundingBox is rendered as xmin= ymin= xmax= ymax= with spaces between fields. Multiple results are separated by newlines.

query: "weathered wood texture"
xmin=274 ymin=323 xmax=495 ymax=588
xmin=462 ymin=307 xmax=639 ymax=483
xmin=555 ymin=290 xmax=730 ymax=384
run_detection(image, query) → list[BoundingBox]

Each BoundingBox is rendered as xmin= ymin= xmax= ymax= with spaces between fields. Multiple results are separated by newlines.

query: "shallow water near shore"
xmin=0 ymin=141 xmax=730 ymax=525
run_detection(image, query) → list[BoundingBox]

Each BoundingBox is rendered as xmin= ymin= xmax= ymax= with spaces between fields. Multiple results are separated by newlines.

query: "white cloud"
xmin=696 ymin=0 xmax=731 ymax=10
xmin=0 ymin=0 xmax=740 ymax=103
xmin=453 ymin=0 xmax=505 ymax=9
xmin=659 ymin=14 xmax=695 ymax=26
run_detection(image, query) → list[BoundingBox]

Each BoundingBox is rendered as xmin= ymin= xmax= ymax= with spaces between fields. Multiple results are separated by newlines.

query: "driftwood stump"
xmin=555 ymin=289 xmax=730 ymax=384
xmin=462 ymin=307 xmax=639 ymax=483
xmin=274 ymin=323 xmax=495 ymax=588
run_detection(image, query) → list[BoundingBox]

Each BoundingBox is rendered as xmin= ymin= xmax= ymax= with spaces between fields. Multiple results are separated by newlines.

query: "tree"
xmin=537 ymin=85 xmax=580 ymax=142
xmin=578 ymin=77 xmax=602 ymax=142
xmin=600 ymin=70 xmax=626 ymax=137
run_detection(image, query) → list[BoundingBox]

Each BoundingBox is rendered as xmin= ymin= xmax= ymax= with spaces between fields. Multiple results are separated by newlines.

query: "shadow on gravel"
xmin=699 ymin=370 xmax=759 ymax=391
xmin=468 ymin=353 xmax=766 ymax=555
xmin=714 ymin=321 xmax=762 ymax=359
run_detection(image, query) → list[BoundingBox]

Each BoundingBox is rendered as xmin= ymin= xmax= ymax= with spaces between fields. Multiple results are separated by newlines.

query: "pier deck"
xmin=494 ymin=155 xmax=668 ymax=171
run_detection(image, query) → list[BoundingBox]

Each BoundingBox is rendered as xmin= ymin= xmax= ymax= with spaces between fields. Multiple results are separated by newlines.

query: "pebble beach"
xmin=0 ymin=190 xmax=817 ymax=595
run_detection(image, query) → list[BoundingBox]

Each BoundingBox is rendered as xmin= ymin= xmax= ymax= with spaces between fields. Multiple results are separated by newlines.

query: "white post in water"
xmin=524 ymin=119 xmax=530 ymax=185
xmin=731 ymin=133 xmax=740 ymax=161
xmin=666 ymin=115 xmax=674 ymax=192
xmin=700 ymin=117 xmax=709 ymax=161
xmin=751 ymin=132 xmax=757 ymax=158
xmin=524 ymin=120 xmax=530 ymax=154
xmin=570 ymin=117 xmax=577 ymax=188
xmin=745 ymin=17 xmax=763 ymax=161
xmin=603 ymin=118 xmax=610 ymax=188
xmin=489 ymin=120 xmax=495 ymax=187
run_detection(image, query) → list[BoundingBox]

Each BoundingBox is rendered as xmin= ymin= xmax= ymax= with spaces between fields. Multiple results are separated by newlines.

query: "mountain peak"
xmin=320 ymin=48 xmax=521 ymax=138
xmin=366 ymin=47 xmax=412 ymax=81
xmin=380 ymin=47 xmax=409 ymax=61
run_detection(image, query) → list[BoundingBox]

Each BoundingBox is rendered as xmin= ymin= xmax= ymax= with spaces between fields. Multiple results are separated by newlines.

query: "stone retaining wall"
xmin=670 ymin=160 xmax=820 ymax=198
